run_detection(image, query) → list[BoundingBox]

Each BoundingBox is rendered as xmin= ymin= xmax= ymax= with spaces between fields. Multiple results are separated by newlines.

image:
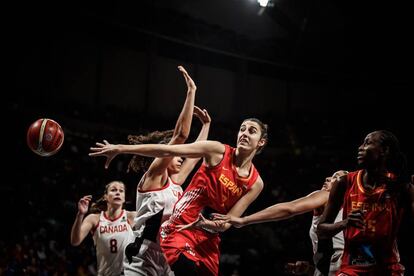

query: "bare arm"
xmin=171 ymin=65 xmax=197 ymax=143
xmin=89 ymin=140 xmax=225 ymax=169
xmin=145 ymin=66 xmax=196 ymax=179
xmin=196 ymin=176 xmax=265 ymax=232
xmin=317 ymin=177 xmax=352 ymax=239
xmin=215 ymin=190 xmax=329 ymax=228
xmin=172 ymin=107 xmax=211 ymax=185
xmin=127 ymin=211 xmax=137 ymax=226
xmin=70 ymin=195 xmax=98 ymax=246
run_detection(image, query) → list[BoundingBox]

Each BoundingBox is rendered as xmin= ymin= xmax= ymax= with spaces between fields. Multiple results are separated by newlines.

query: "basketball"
xmin=27 ymin=118 xmax=64 ymax=156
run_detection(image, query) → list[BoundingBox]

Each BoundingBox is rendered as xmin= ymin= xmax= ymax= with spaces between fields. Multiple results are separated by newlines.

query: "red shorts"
xmin=160 ymin=228 xmax=220 ymax=276
xmin=337 ymin=263 xmax=404 ymax=276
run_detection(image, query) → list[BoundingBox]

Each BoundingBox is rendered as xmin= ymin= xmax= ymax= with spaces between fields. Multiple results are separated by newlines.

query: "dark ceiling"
xmin=7 ymin=1 xmax=411 ymax=84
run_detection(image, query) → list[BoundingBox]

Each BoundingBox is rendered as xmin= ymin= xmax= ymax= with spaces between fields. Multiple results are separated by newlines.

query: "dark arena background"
xmin=4 ymin=1 xmax=413 ymax=275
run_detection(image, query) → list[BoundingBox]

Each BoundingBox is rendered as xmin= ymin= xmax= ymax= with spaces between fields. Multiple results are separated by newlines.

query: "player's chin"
xmin=238 ymin=144 xmax=253 ymax=152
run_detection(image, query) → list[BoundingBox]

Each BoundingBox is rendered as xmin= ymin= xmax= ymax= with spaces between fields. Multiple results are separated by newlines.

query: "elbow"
xmin=174 ymin=129 xmax=190 ymax=143
xmin=70 ymin=241 xmax=79 ymax=247
xmin=281 ymin=205 xmax=296 ymax=218
xmin=70 ymin=238 xmax=81 ymax=247
xmin=316 ymin=224 xmax=328 ymax=240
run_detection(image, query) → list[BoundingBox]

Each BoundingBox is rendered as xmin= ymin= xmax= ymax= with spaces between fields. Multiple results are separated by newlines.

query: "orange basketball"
xmin=27 ymin=118 xmax=64 ymax=156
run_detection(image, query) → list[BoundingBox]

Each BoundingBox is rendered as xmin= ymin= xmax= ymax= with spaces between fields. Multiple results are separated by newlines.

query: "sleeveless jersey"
xmin=133 ymin=174 xmax=183 ymax=240
xmin=123 ymin=174 xmax=181 ymax=276
xmin=339 ymin=170 xmax=404 ymax=275
xmin=160 ymin=144 xmax=260 ymax=275
xmin=92 ymin=210 xmax=134 ymax=276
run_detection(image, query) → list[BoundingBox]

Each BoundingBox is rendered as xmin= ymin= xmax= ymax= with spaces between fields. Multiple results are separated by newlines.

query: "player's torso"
xmin=134 ymin=176 xmax=183 ymax=237
xmin=166 ymin=145 xmax=258 ymax=226
xmin=342 ymin=170 xmax=402 ymax=267
xmin=93 ymin=210 xmax=134 ymax=275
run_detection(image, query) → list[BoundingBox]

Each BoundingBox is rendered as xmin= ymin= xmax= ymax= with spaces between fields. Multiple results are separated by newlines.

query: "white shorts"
xmin=123 ymin=239 xmax=174 ymax=276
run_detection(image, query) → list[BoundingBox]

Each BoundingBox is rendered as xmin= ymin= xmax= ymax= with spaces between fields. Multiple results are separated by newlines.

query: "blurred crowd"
xmin=3 ymin=102 xmax=412 ymax=275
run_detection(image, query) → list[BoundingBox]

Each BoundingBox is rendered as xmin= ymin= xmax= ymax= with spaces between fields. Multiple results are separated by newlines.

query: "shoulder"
xmin=251 ymin=175 xmax=264 ymax=191
xmin=85 ymin=213 xmax=100 ymax=226
xmin=126 ymin=211 xmax=137 ymax=225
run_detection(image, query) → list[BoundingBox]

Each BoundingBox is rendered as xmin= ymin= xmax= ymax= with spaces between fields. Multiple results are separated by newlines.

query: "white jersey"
xmin=310 ymin=208 xmax=344 ymax=276
xmin=92 ymin=210 xmax=134 ymax=276
xmin=123 ymin=174 xmax=182 ymax=276
xmin=133 ymin=174 xmax=183 ymax=240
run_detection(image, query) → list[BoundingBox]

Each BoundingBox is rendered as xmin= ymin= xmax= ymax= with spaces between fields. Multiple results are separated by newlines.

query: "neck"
xmin=363 ymin=168 xmax=387 ymax=189
xmin=234 ymin=149 xmax=255 ymax=172
xmin=106 ymin=206 xmax=122 ymax=218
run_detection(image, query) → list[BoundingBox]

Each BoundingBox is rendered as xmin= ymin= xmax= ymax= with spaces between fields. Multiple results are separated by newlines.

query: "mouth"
xmin=239 ymin=138 xmax=248 ymax=144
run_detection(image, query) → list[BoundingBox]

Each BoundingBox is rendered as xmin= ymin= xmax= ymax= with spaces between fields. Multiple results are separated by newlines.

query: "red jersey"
xmin=339 ymin=170 xmax=405 ymax=276
xmin=160 ymin=144 xmax=259 ymax=275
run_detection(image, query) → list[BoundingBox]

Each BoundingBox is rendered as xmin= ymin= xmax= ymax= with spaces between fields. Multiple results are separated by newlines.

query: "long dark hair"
xmin=127 ymin=129 xmax=174 ymax=173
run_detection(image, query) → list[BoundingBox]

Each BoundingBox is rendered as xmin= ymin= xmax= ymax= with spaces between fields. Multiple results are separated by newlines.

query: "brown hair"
xmin=243 ymin=118 xmax=269 ymax=155
xmin=127 ymin=130 xmax=174 ymax=173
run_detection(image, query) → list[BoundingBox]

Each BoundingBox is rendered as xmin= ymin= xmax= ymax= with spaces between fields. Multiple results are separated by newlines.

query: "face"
xmin=237 ymin=120 xmax=265 ymax=153
xmin=322 ymin=170 xmax=348 ymax=191
xmin=104 ymin=181 xmax=126 ymax=207
xmin=168 ymin=156 xmax=183 ymax=175
xmin=357 ymin=131 xmax=384 ymax=167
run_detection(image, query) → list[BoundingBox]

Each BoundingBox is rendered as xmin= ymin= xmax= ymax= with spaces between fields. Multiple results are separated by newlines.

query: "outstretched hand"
xmin=178 ymin=65 xmax=196 ymax=91
xmin=211 ymin=213 xmax=245 ymax=228
xmin=78 ymin=195 xmax=92 ymax=215
xmin=89 ymin=140 xmax=118 ymax=169
xmin=176 ymin=213 xmax=205 ymax=232
xmin=193 ymin=106 xmax=211 ymax=125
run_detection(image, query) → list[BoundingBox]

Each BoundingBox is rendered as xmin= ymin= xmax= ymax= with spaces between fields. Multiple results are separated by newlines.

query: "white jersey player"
xmin=71 ymin=181 xmax=136 ymax=276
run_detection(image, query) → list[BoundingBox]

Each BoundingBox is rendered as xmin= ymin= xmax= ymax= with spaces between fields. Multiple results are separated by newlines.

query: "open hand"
xmin=89 ymin=140 xmax=119 ymax=169
xmin=211 ymin=213 xmax=245 ymax=228
xmin=78 ymin=195 xmax=92 ymax=215
xmin=178 ymin=65 xmax=196 ymax=91
xmin=194 ymin=106 xmax=211 ymax=125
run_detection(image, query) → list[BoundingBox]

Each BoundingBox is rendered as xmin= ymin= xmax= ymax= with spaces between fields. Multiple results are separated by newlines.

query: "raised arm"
xmin=170 ymin=65 xmax=197 ymax=143
xmin=145 ymin=66 xmax=197 ymax=178
xmin=215 ymin=189 xmax=329 ymax=228
xmin=89 ymin=140 xmax=225 ymax=169
xmin=70 ymin=195 xmax=98 ymax=246
xmin=171 ymin=106 xmax=211 ymax=185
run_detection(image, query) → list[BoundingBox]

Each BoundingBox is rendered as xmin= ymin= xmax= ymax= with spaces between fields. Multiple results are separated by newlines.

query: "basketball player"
xmin=70 ymin=181 xmax=136 ymax=276
xmin=122 ymin=65 xmax=211 ymax=275
xmin=318 ymin=130 xmax=414 ymax=275
xmin=212 ymin=170 xmax=348 ymax=276
xmin=89 ymin=117 xmax=269 ymax=276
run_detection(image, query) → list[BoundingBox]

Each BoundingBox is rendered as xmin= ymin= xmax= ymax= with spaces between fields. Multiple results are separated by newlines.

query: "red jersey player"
xmin=317 ymin=130 xmax=414 ymax=276
xmin=89 ymin=117 xmax=269 ymax=275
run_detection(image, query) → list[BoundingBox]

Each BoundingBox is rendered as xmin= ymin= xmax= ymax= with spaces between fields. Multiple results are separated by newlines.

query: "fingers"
xmin=81 ymin=195 xmax=92 ymax=200
xmin=193 ymin=106 xmax=211 ymax=123
xmin=105 ymin=157 xmax=114 ymax=169
xmin=347 ymin=209 xmax=366 ymax=229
